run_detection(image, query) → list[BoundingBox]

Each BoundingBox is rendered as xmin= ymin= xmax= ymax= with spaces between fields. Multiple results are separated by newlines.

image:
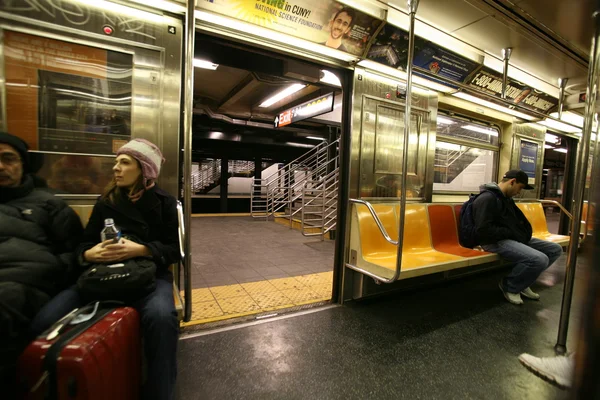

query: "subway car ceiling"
xmin=189 ymin=0 xmax=597 ymax=124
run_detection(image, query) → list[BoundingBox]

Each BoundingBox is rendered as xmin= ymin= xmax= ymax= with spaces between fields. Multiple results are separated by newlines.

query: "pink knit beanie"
xmin=116 ymin=139 xmax=164 ymax=188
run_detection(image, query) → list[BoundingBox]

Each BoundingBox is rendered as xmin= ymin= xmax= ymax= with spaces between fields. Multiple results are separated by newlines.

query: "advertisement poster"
xmin=519 ymin=141 xmax=538 ymax=179
xmin=366 ymin=25 xmax=480 ymax=83
xmin=4 ymin=31 xmax=131 ymax=154
xmin=200 ymin=0 xmax=381 ymax=55
xmin=468 ymin=67 xmax=558 ymax=113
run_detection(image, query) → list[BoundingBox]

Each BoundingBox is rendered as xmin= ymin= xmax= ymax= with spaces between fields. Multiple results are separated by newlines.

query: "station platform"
xmin=177 ymin=252 xmax=583 ymax=399
xmin=183 ymin=217 xmax=335 ymax=325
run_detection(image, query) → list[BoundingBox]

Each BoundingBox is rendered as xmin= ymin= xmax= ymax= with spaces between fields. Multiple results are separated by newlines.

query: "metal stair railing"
xmin=191 ymin=159 xmax=221 ymax=193
xmin=272 ymin=153 xmax=339 ymax=224
xmin=301 ymin=165 xmax=339 ymax=240
xmin=251 ymin=139 xmax=339 ymax=219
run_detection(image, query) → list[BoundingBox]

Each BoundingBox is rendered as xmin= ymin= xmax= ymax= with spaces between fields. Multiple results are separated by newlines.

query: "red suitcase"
xmin=17 ymin=305 xmax=141 ymax=400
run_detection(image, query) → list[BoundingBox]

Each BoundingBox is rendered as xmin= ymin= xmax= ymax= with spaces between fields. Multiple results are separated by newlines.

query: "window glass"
xmin=433 ymin=115 xmax=499 ymax=192
xmin=436 ymin=115 xmax=499 ymax=146
xmin=4 ymin=30 xmax=132 ymax=155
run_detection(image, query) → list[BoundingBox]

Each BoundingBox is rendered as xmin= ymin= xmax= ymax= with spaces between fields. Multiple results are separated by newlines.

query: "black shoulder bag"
xmin=77 ymin=258 xmax=156 ymax=302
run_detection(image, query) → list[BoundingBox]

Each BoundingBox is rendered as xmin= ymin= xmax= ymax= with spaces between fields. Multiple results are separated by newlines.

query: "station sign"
xmin=274 ymin=92 xmax=334 ymax=128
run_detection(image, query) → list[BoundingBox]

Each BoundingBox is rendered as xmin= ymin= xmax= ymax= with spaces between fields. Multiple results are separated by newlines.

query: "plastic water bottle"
xmin=101 ymin=218 xmax=121 ymax=244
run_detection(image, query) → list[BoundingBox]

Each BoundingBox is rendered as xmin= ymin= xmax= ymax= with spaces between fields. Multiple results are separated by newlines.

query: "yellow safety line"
xmin=180 ymin=272 xmax=333 ymax=327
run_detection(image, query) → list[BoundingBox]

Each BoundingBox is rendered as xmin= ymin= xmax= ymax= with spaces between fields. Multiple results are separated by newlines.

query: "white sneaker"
xmin=499 ymin=282 xmax=523 ymax=305
xmin=521 ymin=287 xmax=540 ymax=300
xmin=518 ymin=353 xmax=574 ymax=389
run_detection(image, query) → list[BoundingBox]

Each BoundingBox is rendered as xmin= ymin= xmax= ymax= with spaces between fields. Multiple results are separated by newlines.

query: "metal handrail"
xmin=300 ymin=167 xmax=339 ymax=239
xmin=515 ymin=199 xmax=574 ymax=221
xmin=251 ymin=139 xmax=339 ymax=218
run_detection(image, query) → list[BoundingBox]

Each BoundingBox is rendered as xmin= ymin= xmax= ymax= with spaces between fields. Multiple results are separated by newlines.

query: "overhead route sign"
xmin=274 ymin=92 xmax=334 ymax=128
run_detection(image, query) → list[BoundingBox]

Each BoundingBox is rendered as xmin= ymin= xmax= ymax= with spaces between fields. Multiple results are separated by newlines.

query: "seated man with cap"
xmin=472 ymin=169 xmax=563 ymax=305
xmin=0 ymin=132 xmax=83 ymax=394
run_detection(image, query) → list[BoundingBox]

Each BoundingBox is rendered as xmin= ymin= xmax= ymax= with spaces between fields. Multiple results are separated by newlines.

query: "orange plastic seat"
xmin=582 ymin=202 xmax=595 ymax=233
xmin=516 ymin=202 xmax=570 ymax=246
xmin=427 ymin=205 xmax=493 ymax=261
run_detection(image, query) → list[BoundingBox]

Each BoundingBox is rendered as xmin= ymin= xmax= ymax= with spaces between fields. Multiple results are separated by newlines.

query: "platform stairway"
xmin=191 ymin=159 xmax=256 ymax=194
xmin=251 ymin=139 xmax=339 ymax=240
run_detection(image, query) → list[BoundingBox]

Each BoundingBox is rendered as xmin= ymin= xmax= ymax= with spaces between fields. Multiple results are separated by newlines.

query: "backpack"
xmin=458 ymin=190 xmax=501 ymax=248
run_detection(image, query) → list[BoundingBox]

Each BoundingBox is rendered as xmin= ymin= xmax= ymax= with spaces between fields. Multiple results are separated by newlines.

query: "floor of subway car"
xmin=182 ymin=216 xmax=335 ymax=325
xmin=177 ymin=252 xmax=583 ymax=400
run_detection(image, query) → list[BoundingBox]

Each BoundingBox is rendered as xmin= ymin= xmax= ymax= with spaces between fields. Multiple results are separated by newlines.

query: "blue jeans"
xmin=29 ymin=277 xmax=178 ymax=400
xmin=482 ymin=237 xmax=563 ymax=293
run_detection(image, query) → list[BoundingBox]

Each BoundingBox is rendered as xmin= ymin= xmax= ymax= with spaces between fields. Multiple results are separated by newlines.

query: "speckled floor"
xmin=176 ymin=252 xmax=584 ymax=399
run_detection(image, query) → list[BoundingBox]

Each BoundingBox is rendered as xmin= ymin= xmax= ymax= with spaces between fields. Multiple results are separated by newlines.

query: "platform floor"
xmin=183 ymin=217 xmax=335 ymax=324
xmin=177 ymin=252 xmax=584 ymax=399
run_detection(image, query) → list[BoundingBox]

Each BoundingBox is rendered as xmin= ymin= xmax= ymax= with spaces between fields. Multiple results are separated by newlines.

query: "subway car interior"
xmin=1 ymin=0 xmax=600 ymax=398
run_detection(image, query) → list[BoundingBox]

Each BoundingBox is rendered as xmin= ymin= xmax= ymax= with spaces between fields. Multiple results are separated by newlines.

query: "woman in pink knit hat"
xmin=29 ymin=139 xmax=179 ymax=400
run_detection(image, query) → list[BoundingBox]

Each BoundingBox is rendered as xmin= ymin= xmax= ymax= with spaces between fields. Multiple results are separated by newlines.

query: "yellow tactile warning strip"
xmin=180 ymin=271 xmax=333 ymax=327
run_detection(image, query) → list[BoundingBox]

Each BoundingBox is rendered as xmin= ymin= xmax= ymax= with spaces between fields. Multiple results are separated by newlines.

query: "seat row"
xmin=349 ymin=202 xmax=570 ymax=280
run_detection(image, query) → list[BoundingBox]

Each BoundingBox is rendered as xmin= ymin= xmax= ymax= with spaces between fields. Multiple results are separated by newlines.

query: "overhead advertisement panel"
xmin=468 ymin=68 xmax=558 ymax=114
xmin=366 ymin=25 xmax=480 ymax=84
xmin=199 ymin=0 xmax=381 ymax=55
xmin=274 ymin=92 xmax=334 ymax=128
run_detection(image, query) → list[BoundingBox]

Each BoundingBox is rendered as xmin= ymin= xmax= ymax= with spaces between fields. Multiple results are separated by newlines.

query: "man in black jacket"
xmin=0 ymin=132 xmax=83 ymax=395
xmin=473 ymin=170 xmax=563 ymax=305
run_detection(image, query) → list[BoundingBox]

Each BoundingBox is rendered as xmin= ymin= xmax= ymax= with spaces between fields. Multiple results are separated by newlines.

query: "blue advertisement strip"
xmin=366 ymin=25 xmax=480 ymax=84
xmin=519 ymin=141 xmax=538 ymax=179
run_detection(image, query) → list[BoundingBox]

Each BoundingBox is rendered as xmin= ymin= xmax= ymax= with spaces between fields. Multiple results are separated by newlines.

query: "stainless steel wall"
xmin=0 ymin=1 xmax=183 ymax=198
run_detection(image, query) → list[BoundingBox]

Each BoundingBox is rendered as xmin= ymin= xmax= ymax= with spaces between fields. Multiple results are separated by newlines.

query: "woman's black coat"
xmin=77 ymin=186 xmax=180 ymax=278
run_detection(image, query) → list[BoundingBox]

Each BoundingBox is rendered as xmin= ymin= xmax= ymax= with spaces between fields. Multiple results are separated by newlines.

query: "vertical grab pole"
xmin=182 ymin=0 xmax=196 ymax=322
xmin=501 ymin=48 xmax=512 ymax=99
xmin=558 ymin=78 xmax=569 ymax=119
xmin=555 ymin=9 xmax=600 ymax=354
xmin=392 ymin=0 xmax=420 ymax=281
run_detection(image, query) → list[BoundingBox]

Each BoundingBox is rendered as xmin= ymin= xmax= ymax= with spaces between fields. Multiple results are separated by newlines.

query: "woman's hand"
xmin=83 ymin=240 xmax=119 ymax=263
xmin=99 ymin=238 xmax=151 ymax=262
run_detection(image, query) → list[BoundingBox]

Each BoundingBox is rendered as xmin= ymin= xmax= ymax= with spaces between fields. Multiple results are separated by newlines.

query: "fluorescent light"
xmin=538 ymin=119 xmax=582 ymax=134
xmin=452 ymin=92 xmax=537 ymax=121
xmin=462 ymin=125 xmax=499 ymax=136
xmin=129 ymin=0 xmax=185 ymax=13
xmin=193 ymin=59 xmax=218 ymax=70
xmin=259 ymin=84 xmax=306 ymax=108
xmin=436 ymin=142 xmax=461 ymax=151
xmin=75 ymin=0 xmax=164 ymax=23
xmin=320 ymin=70 xmax=341 ymax=87
xmin=553 ymin=148 xmax=568 ymax=153
xmin=307 ymin=136 xmax=326 ymax=141
xmin=550 ymin=111 xmax=584 ymax=127
xmin=545 ymin=133 xmax=560 ymax=144
xmin=195 ymin=11 xmax=358 ymax=63
xmin=357 ymin=60 xmax=454 ymax=93
xmin=544 ymin=145 xmax=555 ymax=149
xmin=436 ymin=116 xmax=455 ymax=125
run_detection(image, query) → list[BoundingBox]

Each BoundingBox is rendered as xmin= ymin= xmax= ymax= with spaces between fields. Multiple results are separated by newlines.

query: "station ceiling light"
xmin=553 ymin=148 xmax=568 ymax=153
xmin=307 ymin=136 xmax=327 ymax=141
xmin=193 ymin=59 xmax=219 ymax=70
xmin=320 ymin=70 xmax=342 ymax=87
xmin=259 ymin=84 xmax=306 ymax=108
xmin=436 ymin=116 xmax=456 ymax=125
xmin=462 ymin=124 xmax=499 ymax=136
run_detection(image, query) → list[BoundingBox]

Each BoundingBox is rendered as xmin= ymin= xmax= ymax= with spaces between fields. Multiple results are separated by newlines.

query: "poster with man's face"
xmin=199 ymin=0 xmax=381 ymax=56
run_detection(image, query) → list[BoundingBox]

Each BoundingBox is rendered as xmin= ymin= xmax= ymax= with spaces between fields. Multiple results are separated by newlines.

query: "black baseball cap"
xmin=503 ymin=169 xmax=534 ymax=190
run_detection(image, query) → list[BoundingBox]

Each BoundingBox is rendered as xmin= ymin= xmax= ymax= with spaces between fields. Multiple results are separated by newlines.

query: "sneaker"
xmin=518 ymin=353 xmax=574 ymax=389
xmin=521 ymin=287 xmax=540 ymax=300
xmin=499 ymin=281 xmax=523 ymax=305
